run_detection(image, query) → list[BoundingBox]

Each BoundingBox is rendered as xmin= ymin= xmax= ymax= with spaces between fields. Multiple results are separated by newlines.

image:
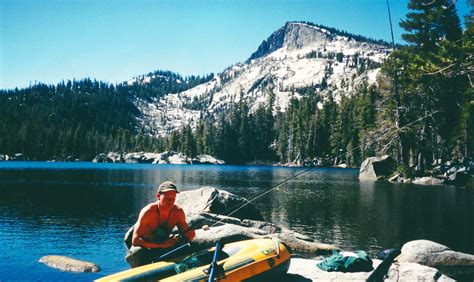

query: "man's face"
xmin=157 ymin=190 xmax=177 ymax=209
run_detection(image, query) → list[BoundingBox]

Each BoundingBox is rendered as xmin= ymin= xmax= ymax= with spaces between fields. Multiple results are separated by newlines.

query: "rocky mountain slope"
xmin=134 ymin=21 xmax=392 ymax=136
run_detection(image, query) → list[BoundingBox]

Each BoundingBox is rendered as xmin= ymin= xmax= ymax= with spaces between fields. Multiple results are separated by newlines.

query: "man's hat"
xmin=157 ymin=181 xmax=179 ymax=193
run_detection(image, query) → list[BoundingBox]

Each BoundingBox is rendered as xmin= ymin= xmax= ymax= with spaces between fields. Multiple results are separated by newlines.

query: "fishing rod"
xmin=386 ymin=0 xmax=396 ymax=51
xmin=209 ymin=110 xmax=441 ymax=228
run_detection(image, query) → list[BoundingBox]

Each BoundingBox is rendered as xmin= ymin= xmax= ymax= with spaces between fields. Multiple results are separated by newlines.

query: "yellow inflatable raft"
xmin=97 ymin=238 xmax=290 ymax=281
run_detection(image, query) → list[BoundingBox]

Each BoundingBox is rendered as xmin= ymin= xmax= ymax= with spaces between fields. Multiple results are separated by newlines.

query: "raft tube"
xmin=96 ymin=238 xmax=290 ymax=281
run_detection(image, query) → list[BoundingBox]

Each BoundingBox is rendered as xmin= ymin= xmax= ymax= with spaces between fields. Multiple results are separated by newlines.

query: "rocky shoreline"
xmin=359 ymin=155 xmax=474 ymax=187
xmin=2 ymin=152 xmax=473 ymax=187
xmin=92 ymin=151 xmax=225 ymax=165
xmin=0 ymin=151 xmax=225 ymax=165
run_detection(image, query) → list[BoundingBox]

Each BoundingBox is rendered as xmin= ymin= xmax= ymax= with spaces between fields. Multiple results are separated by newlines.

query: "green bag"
xmin=317 ymin=250 xmax=374 ymax=272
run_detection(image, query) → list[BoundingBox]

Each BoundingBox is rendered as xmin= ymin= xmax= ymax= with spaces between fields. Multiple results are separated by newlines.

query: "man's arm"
xmin=132 ymin=206 xmax=177 ymax=249
xmin=176 ymin=208 xmax=195 ymax=242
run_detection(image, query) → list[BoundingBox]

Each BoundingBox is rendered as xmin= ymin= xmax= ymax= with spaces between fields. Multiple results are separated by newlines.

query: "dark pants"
xmin=125 ymin=246 xmax=171 ymax=268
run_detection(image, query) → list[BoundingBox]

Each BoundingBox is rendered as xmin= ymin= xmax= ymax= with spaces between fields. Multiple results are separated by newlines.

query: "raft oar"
xmin=208 ymin=242 xmax=221 ymax=282
xmin=366 ymin=248 xmax=400 ymax=282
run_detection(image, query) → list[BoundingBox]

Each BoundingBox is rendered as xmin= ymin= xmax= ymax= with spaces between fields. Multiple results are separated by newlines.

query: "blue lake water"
xmin=0 ymin=161 xmax=473 ymax=280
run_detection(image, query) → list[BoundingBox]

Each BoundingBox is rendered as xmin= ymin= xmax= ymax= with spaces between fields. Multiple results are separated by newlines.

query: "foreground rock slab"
xmin=398 ymin=240 xmax=474 ymax=279
xmin=282 ymin=258 xmax=380 ymax=281
xmin=386 ymin=262 xmax=454 ymax=282
xmin=283 ymin=258 xmax=453 ymax=281
xmin=39 ymin=255 xmax=100 ymax=272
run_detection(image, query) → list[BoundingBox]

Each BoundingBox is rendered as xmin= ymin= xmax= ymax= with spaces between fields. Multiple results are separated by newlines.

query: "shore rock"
xmin=397 ymin=240 xmax=474 ymax=279
xmin=105 ymin=152 xmax=124 ymax=163
xmin=388 ymin=173 xmax=401 ymax=182
xmin=193 ymin=154 xmax=225 ymax=165
xmin=39 ymin=255 xmax=100 ymax=272
xmin=14 ymin=153 xmax=27 ymax=161
xmin=92 ymin=153 xmax=113 ymax=163
xmin=359 ymin=155 xmax=394 ymax=180
xmin=177 ymin=187 xmax=264 ymax=221
xmin=432 ymin=159 xmax=473 ymax=187
xmin=167 ymin=152 xmax=189 ymax=164
xmin=124 ymin=152 xmax=155 ymax=163
xmin=412 ymin=176 xmax=445 ymax=185
xmin=447 ymin=170 xmax=471 ymax=186
xmin=0 ymin=154 xmax=11 ymax=161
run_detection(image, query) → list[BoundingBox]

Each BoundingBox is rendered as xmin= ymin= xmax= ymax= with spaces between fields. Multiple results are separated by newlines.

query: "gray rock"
xmin=124 ymin=152 xmax=147 ymax=163
xmin=193 ymin=154 xmax=225 ymax=165
xmin=186 ymin=212 xmax=337 ymax=255
xmin=412 ymin=177 xmax=445 ymax=185
xmin=92 ymin=153 xmax=113 ymax=163
xmin=446 ymin=166 xmax=459 ymax=175
xmin=385 ymin=262 xmax=454 ymax=282
xmin=14 ymin=153 xmax=27 ymax=161
xmin=168 ymin=153 xmax=189 ymax=164
xmin=106 ymin=152 xmax=124 ymax=163
xmin=397 ymin=240 xmax=474 ymax=279
xmin=39 ymin=255 xmax=100 ymax=272
xmin=154 ymin=151 xmax=177 ymax=164
xmin=401 ymin=178 xmax=412 ymax=183
xmin=433 ymin=164 xmax=447 ymax=175
xmin=447 ymin=170 xmax=471 ymax=186
xmin=176 ymin=187 xmax=264 ymax=221
xmin=0 ymin=154 xmax=10 ymax=161
xmin=359 ymin=155 xmax=395 ymax=180
xmin=142 ymin=152 xmax=162 ymax=163
xmin=388 ymin=173 xmax=401 ymax=182
xmin=192 ymin=222 xmax=268 ymax=248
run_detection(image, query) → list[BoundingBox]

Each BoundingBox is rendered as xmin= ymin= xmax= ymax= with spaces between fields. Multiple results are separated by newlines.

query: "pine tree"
xmin=378 ymin=0 xmax=467 ymax=174
xmin=400 ymin=0 xmax=462 ymax=53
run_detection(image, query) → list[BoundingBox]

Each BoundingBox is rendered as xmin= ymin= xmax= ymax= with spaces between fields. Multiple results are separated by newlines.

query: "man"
xmin=125 ymin=181 xmax=195 ymax=268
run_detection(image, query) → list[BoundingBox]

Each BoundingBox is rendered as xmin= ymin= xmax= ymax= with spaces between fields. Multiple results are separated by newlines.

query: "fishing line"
xmin=209 ymin=110 xmax=440 ymax=228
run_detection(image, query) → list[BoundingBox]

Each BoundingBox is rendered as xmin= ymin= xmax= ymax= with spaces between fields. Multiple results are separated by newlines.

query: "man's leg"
xmin=125 ymin=246 xmax=172 ymax=268
xmin=125 ymin=246 xmax=153 ymax=268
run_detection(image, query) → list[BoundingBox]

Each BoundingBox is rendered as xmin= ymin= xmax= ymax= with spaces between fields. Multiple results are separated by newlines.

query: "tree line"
xmin=164 ymin=84 xmax=378 ymax=166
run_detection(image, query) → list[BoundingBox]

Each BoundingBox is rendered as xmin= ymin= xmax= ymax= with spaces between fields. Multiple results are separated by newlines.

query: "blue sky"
xmin=0 ymin=0 xmax=470 ymax=89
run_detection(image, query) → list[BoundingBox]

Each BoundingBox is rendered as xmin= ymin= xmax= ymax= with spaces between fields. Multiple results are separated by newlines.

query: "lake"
xmin=0 ymin=161 xmax=472 ymax=280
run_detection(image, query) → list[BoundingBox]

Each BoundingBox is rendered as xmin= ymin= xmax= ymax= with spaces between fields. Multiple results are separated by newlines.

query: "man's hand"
xmin=161 ymin=237 xmax=178 ymax=248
